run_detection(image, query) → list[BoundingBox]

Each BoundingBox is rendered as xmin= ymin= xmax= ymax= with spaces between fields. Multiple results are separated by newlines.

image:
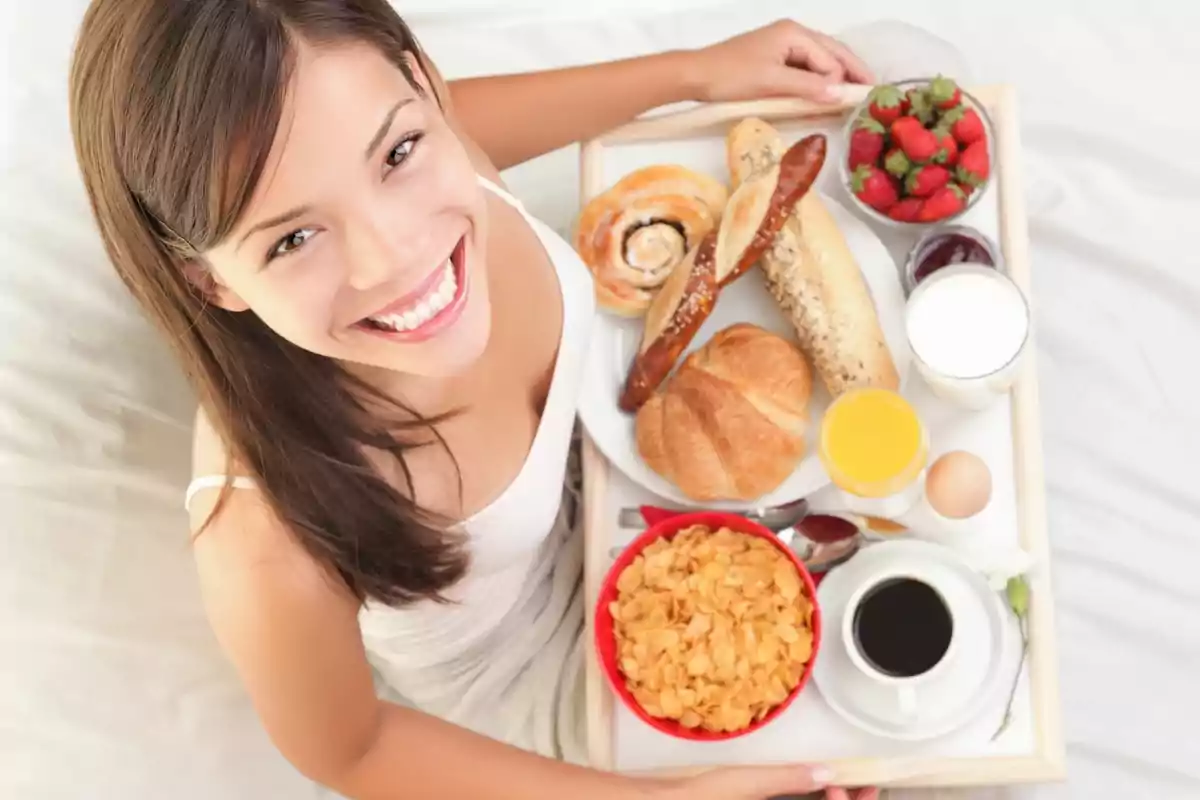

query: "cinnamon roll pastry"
xmin=573 ymin=165 xmax=728 ymax=316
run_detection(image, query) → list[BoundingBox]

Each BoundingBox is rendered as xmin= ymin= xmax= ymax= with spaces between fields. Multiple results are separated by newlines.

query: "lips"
xmin=354 ymin=237 xmax=469 ymax=343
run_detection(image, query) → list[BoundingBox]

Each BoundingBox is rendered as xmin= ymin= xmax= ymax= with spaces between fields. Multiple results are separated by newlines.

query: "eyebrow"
xmin=365 ymin=98 xmax=412 ymax=159
xmin=236 ymin=204 xmax=313 ymax=252
xmin=234 ymin=99 xmax=413 ymax=252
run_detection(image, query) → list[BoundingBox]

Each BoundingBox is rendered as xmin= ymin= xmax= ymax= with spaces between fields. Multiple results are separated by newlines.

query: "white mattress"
xmin=3 ymin=2 xmax=1199 ymax=798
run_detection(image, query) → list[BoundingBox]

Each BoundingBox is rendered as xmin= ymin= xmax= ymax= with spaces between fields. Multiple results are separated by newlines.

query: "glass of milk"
xmin=904 ymin=263 xmax=1031 ymax=410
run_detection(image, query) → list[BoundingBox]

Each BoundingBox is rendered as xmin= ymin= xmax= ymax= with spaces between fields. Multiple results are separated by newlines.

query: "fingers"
xmin=782 ymin=34 xmax=846 ymax=83
xmin=696 ymin=763 xmax=834 ymax=798
xmin=814 ymin=32 xmax=876 ymax=85
xmin=764 ymin=65 xmax=839 ymax=103
xmin=825 ymin=787 xmax=880 ymax=800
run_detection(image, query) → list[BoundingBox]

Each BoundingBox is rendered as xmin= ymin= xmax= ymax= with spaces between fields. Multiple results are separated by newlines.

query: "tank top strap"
xmin=476 ymin=174 xmax=533 ymax=222
xmin=184 ymin=474 xmax=258 ymax=512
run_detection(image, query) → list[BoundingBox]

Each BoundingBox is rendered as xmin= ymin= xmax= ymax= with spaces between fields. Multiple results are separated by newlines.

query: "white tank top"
xmin=185 ymin=174 xmax=597 ymax=763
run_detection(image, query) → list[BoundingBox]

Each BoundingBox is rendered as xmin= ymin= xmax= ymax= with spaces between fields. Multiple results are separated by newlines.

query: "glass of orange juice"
xmin=818 ymin=388 xmax=929 ymax=520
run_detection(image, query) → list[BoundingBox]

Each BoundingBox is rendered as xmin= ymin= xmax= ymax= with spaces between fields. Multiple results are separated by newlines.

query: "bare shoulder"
xmin=188 ymin=407 xmax=326 ymax=583
xmin=188 ymin=405 xmax=251 ymax=530
xmin=191 ymin=405 xmax=235 ymax=479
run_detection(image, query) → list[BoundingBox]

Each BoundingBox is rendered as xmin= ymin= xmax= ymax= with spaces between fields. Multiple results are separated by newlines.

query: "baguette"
xmin=617 ymin=134 xmax=828 ymax=413
xmin=726 ymin=119 xmax=899 ymax=396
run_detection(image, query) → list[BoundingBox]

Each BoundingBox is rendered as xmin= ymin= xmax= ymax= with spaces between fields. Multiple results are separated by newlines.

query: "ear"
xmin=182 ymin=259 xmax=250 ymax=312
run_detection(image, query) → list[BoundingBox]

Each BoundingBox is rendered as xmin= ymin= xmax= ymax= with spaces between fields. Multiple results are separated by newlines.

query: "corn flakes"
xmin=608 ymin=525 xmax=816 ymax=734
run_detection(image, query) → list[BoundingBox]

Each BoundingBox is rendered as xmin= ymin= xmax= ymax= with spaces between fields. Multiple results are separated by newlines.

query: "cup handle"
xmin=897 ymin=684 xmax=918 ymax=720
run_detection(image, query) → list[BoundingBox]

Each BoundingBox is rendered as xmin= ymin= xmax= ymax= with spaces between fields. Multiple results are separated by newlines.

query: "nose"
xmin=343 ymin=205 xmax=432 ymax=292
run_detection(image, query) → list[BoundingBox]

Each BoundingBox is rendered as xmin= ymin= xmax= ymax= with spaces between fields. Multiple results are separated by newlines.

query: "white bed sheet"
xmin=3 ymin=2 xmax=1199 ymax=798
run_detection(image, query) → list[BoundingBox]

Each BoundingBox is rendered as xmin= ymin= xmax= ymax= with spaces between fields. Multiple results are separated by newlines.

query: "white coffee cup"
xmin=841 ymin=566 xmax=958 ymax=725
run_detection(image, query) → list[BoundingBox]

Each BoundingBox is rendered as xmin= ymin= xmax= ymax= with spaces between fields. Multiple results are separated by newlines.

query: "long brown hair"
xmin=69 ymin=0 xmax=469 ymax=605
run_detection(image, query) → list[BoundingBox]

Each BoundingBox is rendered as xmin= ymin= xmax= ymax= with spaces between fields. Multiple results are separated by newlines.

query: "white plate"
xmin=812 ymin=540 xmax=1017 ymax=741
xmin=577 ymin=193 xmax=911 ymax=509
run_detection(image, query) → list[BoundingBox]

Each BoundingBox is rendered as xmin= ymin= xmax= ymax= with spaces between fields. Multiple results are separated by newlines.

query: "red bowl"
xmin=594 ymin=511 xmax=822 ymax=741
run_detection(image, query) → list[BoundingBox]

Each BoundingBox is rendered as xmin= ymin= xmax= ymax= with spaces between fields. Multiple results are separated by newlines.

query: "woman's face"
xmin=203 ymin=39 xmax=491 ymax=378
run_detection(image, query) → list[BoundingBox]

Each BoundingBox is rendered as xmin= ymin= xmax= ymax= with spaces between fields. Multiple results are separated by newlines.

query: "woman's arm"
xmin=444 ymin=20 xmax=874 ymax=170
xmin=447 ymin=50 xmax=694 ymax=171
xmin=191 ymin=491 xmax=653 ymax=800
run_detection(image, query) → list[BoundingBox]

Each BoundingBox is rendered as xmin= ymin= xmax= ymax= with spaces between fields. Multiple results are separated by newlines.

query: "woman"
xmin=69 ymin=1 xmax=886 ymax=797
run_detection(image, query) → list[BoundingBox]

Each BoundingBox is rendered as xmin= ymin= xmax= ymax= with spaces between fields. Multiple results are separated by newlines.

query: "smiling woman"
xmin=67 ymin=0 xmax=880 ymax=798
xmin=201 ymin=39 xmax=494 ymax=378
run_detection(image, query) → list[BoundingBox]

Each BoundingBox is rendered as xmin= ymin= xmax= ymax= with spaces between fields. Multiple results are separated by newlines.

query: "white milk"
xmin=905 ymin=265 xmax=1030 ymax=409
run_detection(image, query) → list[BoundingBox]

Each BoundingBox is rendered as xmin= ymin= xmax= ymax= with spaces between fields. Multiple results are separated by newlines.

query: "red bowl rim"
xmin=594 ymin=511 xmax=823 ymax=741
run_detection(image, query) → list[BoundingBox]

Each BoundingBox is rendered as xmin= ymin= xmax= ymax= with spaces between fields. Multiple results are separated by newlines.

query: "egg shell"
xmin=925 ymin=450 xmax=992 ymax=519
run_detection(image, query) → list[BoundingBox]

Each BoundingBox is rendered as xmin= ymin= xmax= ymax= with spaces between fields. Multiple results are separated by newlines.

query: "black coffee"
xmin=851 ymin=577 xmax=953 ymax=678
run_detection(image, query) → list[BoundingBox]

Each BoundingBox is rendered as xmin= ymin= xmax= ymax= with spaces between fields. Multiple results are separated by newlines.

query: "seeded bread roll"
xmin=726 ymin=118 xmax=899 ymax=396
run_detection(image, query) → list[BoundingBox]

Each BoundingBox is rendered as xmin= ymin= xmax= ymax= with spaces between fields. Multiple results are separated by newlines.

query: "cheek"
xmin=424 ymin=133 xmax=481 ymax=211
xmin=250 ymin=269 xmax=342 ymax=337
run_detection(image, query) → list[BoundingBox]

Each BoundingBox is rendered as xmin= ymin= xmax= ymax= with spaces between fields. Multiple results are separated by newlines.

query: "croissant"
xmin=573 ymin=165 xmax=728 ymax=316
xmin=635 ymin=323 xmax=812 ymax=502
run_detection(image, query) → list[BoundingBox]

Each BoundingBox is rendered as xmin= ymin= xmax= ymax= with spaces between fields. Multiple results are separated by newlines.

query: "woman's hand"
xmin=650 ymin=763 xmax=878 ymax=800
xmin=684 ymin=19 xmax=875 ymax=104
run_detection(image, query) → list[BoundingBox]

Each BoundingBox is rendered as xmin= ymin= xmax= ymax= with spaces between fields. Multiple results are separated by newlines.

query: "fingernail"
xmin=810 ymin=766 xmax=835 ymax=785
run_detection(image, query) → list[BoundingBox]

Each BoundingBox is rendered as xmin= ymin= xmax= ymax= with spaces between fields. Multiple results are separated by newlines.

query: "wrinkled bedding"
xmin=2 ymin=2 xmax=1199 ymax=798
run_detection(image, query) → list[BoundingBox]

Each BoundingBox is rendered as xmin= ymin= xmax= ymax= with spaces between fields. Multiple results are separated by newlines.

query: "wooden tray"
xmin=579 ymin=86 xmax=1066 ymax=789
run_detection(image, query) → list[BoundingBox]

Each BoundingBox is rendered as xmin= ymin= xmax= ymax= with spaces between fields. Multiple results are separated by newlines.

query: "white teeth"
xmin=364 ymin=257 xmax=459 ymax=332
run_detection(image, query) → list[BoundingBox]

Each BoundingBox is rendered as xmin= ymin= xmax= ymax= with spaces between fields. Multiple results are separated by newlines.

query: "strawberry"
xmin=890 ymin=116 xmax=939 ymax=163
xmin=888 ymin=197 xmax=924 ymax=222
xmin=883 ymin=147 xmax=912 ymax=179
xmin=866 ymin=85 xmax=904 ymax=126
xmin=956 ymin=140 xmax=989 ymax=187
xmin=928 ymin=75 xmax=962 ymax=110
xmin=905 ymin=87 xmax=936 ymax=125
xmin=847 ymin=117 xmax=886 ymax=170
xmin=905 ymin=164 xmax=952 ymax=197
xmin=917 ymin=184 xmax=967 ymax=221
xmin=851 ymin=164 xmax=898 ymax=211
xmin=943 ymin=106 xmax=986 ymax=145
xmin=932 ymin=132 xmax=959 ymax=167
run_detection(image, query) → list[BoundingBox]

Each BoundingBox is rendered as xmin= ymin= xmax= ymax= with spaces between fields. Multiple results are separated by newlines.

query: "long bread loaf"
xmin=726 ymin=118 xmax=899 ymax=396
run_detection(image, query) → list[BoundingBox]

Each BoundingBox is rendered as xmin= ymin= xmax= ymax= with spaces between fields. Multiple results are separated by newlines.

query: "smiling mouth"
xmin=354 ymin=237 xmax=468 ymax=339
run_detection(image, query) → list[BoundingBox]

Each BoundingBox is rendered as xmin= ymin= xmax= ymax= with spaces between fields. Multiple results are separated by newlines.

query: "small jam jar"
xmin=903 ymin=224 xmax=1003 ymax=295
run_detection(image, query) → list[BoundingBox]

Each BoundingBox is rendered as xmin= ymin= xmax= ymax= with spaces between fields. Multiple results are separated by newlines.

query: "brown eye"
xmin=268 ymin=228 xmax=316 ymax=261
xmin=385 ymin=133 xmax=421 ymax=169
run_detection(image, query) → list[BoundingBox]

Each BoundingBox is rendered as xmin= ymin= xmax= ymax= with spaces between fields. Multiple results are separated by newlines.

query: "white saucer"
xmin=812 ymin=539 xmax=1016 ymax=741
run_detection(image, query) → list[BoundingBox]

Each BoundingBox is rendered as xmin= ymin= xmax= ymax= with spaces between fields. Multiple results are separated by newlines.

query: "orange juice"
xmin=818 ymin=388 xmax=928 ymax=501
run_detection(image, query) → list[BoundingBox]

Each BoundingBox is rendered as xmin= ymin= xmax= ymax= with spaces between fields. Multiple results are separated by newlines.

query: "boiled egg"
xmin=925 ymin=450 xmax=992 ymax=519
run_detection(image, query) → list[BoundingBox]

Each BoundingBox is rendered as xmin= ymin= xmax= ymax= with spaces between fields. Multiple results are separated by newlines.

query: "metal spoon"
xmin=608 ymin=499 xmax=863 ymax=574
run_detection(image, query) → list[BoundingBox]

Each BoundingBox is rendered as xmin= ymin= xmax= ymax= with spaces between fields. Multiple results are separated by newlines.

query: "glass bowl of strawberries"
xmin=839 ymin=76 xmax=994 ymax=228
